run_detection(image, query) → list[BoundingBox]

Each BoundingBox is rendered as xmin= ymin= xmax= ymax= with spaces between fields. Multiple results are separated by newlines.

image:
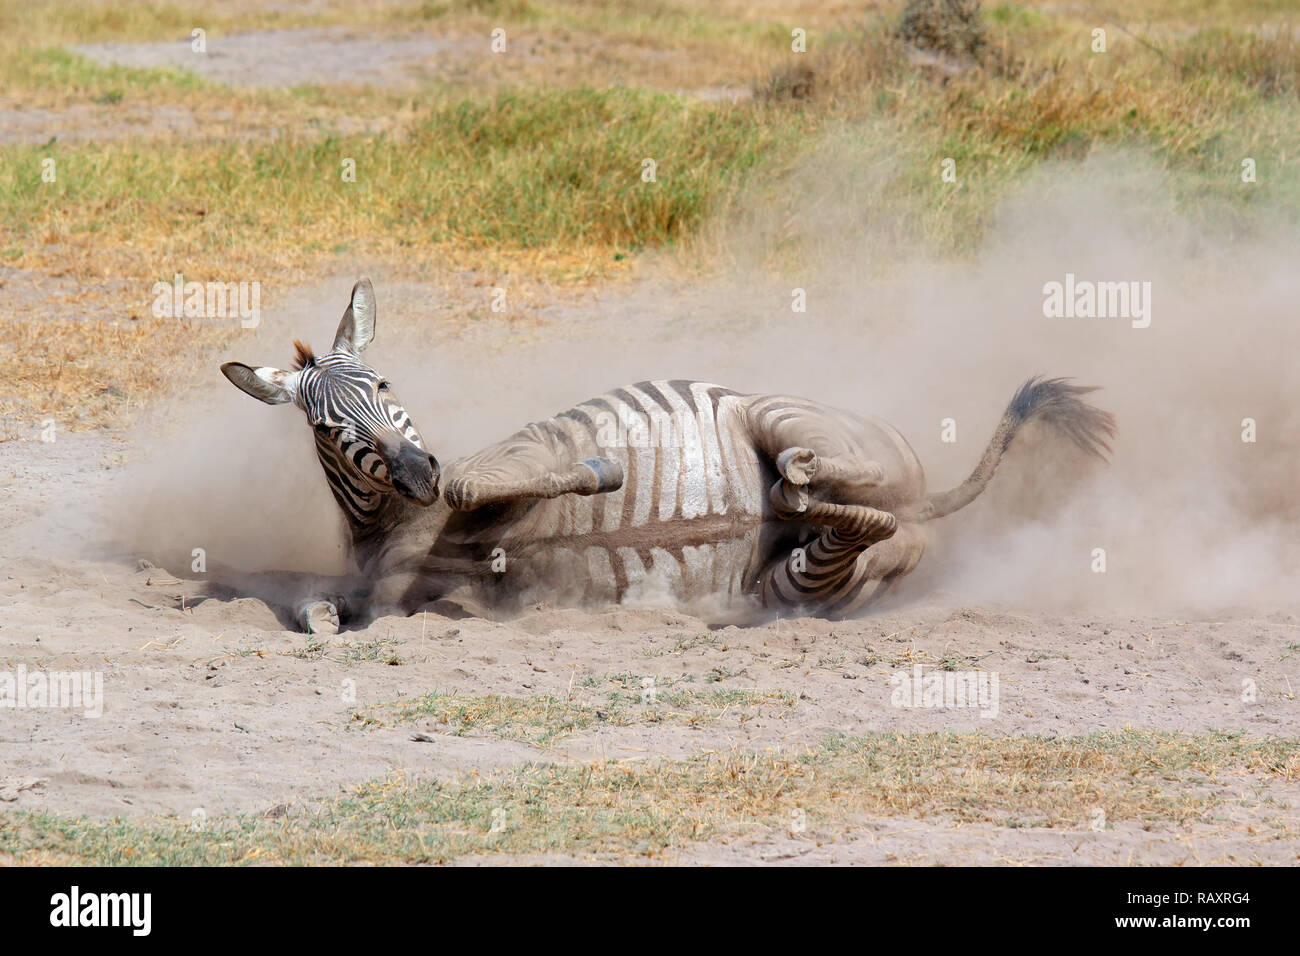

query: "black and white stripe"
xmin=420 ymin=381 xmax=778 ymax=607
xmin=428 ymin=379 xmax=920 ymax=614
xmin=298 ymin=352 xmax=426 ymax=526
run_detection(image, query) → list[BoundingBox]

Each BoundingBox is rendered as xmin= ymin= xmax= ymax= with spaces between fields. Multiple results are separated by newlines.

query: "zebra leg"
xmin=768 ymin=474 xmax=898 ymax=540
xmin=745 ymin=396 xmax=890 ymax=500
xmin=758 ymin=521 xmax=925 ymax=616
xmin=776 ymin=446 xmax=885 ymax=496
xmin=443 ymin=456 xmax=623 ymax=511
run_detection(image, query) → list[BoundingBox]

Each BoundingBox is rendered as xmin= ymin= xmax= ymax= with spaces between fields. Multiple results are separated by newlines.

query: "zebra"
xmin=221 ymin=278 xmax=1116 ymax=633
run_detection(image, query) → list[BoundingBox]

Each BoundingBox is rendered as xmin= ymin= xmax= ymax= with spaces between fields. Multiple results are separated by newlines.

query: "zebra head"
xmin=220 ymin=278 xmax=440 ymax=511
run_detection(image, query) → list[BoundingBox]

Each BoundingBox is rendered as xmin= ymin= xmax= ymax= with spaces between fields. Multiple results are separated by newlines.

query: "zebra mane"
xmin=291 ymin=340 xmax=316 ymax=371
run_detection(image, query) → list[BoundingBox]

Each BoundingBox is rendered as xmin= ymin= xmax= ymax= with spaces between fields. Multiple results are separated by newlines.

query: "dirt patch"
xmin=666 ymin=816 xmax=1300 ymax=866
xmin=0 ymin=101 xmax=200 ymax=145
xmin=0 ymin=97 xmax=398 ymax=145
xmin=67 ymin=26 xmax=751 ymax=100
xmin=72 ymin=28 xmax=459 ymax=90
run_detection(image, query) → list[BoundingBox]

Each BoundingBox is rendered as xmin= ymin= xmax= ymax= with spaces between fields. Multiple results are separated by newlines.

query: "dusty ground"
xmin=2 ymin=449 xmax=1297 ymax=863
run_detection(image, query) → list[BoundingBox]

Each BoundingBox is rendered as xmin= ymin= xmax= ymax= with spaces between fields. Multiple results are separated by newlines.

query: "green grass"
xmin=2 ymin=0 xmax=1298 ymax=865
xmin=0 ymin=86 xmax=794 ymax=281
xmin=730 ymin=11 xmax=1300 ymax=268
xmin=14 ymin=46 xmax=213 ymax=97
xmin=4 ymin=731 xmax=1294 ymax=864
xmin=3 ymin=3 xmax=1300 ymax=420
xmin=5 ymin=3 xmax=1300 ymax=288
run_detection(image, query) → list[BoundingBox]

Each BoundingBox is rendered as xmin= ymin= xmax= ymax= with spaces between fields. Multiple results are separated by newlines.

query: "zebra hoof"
xmin=576 ymin=457 xmax=624 ymax=494
xmin=769 ymin=477 xmax=810 ymax=517
xmin=298 ymin=601 xmax=339 ymax=636
xmin=776 ymin=447 xmax=818 ymax=486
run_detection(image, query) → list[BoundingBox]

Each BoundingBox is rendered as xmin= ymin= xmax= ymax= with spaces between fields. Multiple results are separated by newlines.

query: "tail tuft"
xmin=900 ymin=375 xmax=1116 ymax=522
xmin=1007 ymin=376 xmax=1117 ymax=461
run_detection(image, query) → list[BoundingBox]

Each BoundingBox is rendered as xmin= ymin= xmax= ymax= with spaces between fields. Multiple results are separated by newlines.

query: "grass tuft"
xmin=3 ymin=731 xmax=1295 ymax=864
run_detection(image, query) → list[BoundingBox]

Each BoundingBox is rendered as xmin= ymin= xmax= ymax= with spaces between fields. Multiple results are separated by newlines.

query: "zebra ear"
xmin=221 ymin=362 xmax=296 ymax=405
xmin=333 ymin=277 xmax=376 ymax=355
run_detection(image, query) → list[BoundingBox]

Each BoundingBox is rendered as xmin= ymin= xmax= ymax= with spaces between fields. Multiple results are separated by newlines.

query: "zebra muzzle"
xmin=384 ymin=436 xmax=440 ymax=506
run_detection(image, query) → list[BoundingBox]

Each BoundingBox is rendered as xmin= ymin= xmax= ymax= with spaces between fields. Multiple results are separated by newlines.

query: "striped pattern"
xmin=427 ymin=380 xmax=781 ymax=606
xmin=348 ymin=378 xmax=932 ymax=618
xmin=758 ymin=529 xmax=900 ymax=618
xmin=228 ymin=281 xmax=1144 ymax=630
xmin=234 ymin=296 xmax=1113 ymax=626
xmin=298 ymin=351 xmax=427 ymax=525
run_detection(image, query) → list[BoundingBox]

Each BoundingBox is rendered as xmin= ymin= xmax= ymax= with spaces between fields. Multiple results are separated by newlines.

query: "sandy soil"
xmin=0 ymin=101 xmax=202 ymax=144
xmin=1 ymin=390 xmax=1296 ymax=863
xmin=0 ymin=26 xmax=746 ymax=145
xmin=0 ymin=96 xmax=404 ymax=146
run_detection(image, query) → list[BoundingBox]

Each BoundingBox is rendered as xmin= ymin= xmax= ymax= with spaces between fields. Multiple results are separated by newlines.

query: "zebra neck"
xmin=313 ymin=436 xmax=408 ymax=547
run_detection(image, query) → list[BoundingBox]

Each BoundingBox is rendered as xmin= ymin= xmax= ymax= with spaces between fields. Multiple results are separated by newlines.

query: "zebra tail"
xmin=898 ymin=376 xmax=1116 ymax=522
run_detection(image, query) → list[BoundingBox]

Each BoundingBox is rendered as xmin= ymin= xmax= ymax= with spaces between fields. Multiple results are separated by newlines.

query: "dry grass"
xmin=3 ymin=730 xmax=1295 ymax=863
xmin=0 ymin=0 xmax=788 ymax=103
xmin=2 ymin=0 xmax=1296 ymax=867
xmin=358 ymin=681 xmax=796 ymax=745
xmin=0 ymin=305 xmax=230 ymax=430
xmin=1 ymin=96 xmax=777 ymax=286
xmin=717 ymin=3 xmax=1300 ymax=276
xmin=1175 ymin=25 xmax=1300 ymax=97
xmin=0 ymin=86 xmax=789 ymax=428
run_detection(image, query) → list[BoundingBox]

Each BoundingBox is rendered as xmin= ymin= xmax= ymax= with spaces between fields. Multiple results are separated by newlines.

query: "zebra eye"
xmin=377 ymin=380 xmax=390 ymax=392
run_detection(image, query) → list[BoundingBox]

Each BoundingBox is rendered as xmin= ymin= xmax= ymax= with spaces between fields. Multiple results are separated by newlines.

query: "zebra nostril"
xmin=387 ymin=447 xmax=439 ymax=506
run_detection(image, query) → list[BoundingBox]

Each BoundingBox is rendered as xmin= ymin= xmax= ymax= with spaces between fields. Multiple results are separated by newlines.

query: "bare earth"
xmin=67 ymin=26 xmax=745 ymax=101
xmin=72 ymin=28 xmax=457 ymax=90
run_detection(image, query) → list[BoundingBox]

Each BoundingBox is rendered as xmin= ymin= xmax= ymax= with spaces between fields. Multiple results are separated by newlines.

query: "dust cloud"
xmin=104 ymin=147 xmax=1299 ymax=617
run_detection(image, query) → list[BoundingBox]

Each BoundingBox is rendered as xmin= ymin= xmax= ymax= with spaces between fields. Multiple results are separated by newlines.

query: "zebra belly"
xmin=509 ymin=381 xmax=774 ymax=604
